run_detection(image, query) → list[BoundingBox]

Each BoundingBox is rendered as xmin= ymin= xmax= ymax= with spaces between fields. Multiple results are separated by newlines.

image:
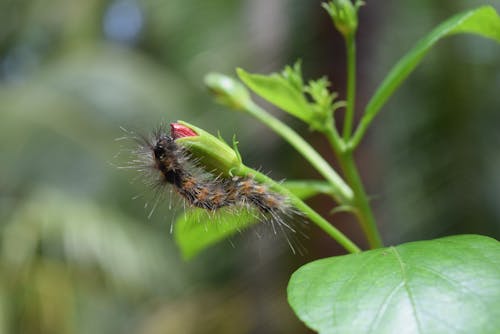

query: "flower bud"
xmin=322 ymin=0 xmax=361 ymax=37
xmin=204 ymin=73 xmax=251 ymax=110
xmin=171 ymin=121 xmax=243 ymax=176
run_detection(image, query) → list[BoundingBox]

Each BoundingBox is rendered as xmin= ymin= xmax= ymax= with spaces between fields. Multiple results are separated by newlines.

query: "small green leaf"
xmin=174 ymin=208 xmax=257 ymax=260
xmin=288 ymin=234 xmax=500 ymax=334
xmin=281 ymin=60 xmax=304 ymax=92
xmin=236 ymin=67 xmax=312 ymax=123
xmin=353 ymin=6 xmax=500 ymax=148
xmin=304 ymin=77 xmax=336 ymax=111
xmin=303 ymin=77 xmax=344 ymax=131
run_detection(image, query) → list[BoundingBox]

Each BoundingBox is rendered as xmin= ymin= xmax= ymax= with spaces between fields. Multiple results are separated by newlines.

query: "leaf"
xmin=174 ymin=208 xmax=257 ymax=260
xmin=236 ymin=67 xmax=312 ymax=123
xmin=174 ymin=180 xmax=323 ymax=259
xmin=358 ymin=6 xmax=500 ymax=143
xmin=288 ymin=234 xmax=500 ymax=334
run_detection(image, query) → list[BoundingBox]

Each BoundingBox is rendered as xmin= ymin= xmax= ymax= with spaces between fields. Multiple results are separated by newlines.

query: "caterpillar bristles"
xmin=121 ymin=122 xmax=307 ymax=254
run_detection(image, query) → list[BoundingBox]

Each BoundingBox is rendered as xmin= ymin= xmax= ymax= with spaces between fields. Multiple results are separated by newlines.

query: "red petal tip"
xmin=170 ymin=122 xmax=198 ymax=139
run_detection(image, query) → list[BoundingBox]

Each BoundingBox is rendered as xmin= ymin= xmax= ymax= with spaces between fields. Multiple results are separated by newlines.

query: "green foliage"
xmin=281 ymin=61 xmax=304 ymax=91
xmin=181 ymin=3 xmax=500 ymax=257
xmin=321 ymin=0 xmax=363 ymax=37
xmin=188 ymin=2 xmax=500 ymax=332
xmin=236 ymin=66 xmax=312 ymax=126
xmin=3 ymin=0 xmax=499 ymax=332
xmin=237 ymin=64 xmax=343 ymax=133
xmin=174 ymin=208 xmax=257 ymax=260
xmin=286 ymin=5 xmax=500 ymax=332
xmin=303 ymin=77 xmax=340 ymax=118
xmin=351 ymin=5 xmax=500 ymax=148
xmin=288 ymin=235 xmax=500 ymax=334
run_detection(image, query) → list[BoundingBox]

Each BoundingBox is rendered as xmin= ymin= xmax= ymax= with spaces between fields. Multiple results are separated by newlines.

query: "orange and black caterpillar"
xmin=147 ymin=126 xmax=290 ymax=217
xmin=123 ymin=122 xmax=305 ymax=253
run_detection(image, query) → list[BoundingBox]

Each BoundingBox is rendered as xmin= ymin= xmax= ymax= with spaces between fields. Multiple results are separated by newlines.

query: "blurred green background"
xmin=1 ymin=0 xmax=499 ymax=333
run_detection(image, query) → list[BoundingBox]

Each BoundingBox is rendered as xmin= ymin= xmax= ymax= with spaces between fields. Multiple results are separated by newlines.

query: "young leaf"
xmin=174 ymin=208 xmax=257 ymax=260
xmin=288 ymin=234 xmax=500 ymax=334
xmin=352 ymin=6 xmax=500 ymax=148
xmin=281 ymin=61 xmax=304 ymax=92
xmin=236 ymin=67 xmax=312 ymax=124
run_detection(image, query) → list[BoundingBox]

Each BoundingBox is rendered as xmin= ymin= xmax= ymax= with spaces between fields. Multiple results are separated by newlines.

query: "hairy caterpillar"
xmin=128 ymin=122 xmax=304 ymax=253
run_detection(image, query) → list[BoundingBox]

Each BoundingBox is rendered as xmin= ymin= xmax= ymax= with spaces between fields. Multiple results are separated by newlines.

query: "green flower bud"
xmin=322 ymin=0 xmax=362 ymax=37
xmin=204 ymin=73 xmax=251 ymax=110
xmin=172 ymin=121 xmax=243 ymax=176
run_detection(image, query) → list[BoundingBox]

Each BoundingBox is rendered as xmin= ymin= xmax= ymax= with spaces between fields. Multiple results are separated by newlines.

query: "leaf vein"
xmin=367 ymin=281 xmax=404 ymax=334
xmin=391 ymin=246 xmax=423 ymax=334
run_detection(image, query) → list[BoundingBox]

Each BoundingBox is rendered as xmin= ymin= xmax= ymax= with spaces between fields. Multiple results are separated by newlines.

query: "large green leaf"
xmin=354 ymin=6 xmax=500 ymax=146
xmin=288 ymin=235 xmax=500 ymax=334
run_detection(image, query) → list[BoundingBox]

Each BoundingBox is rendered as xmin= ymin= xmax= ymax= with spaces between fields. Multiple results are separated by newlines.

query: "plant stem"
xmin=349 ymin=110 xmax=372 ymax=150
xmin=342 ymin=34 xmax=356 ymax=140
xmin=319 ymin=30 xmax=382 ymax=249
xmin=292 ymin=196 xmax=361 ymax=254
xmin=281 ymin=180 xmax=340 ymax=200
xmin=341 ymin=154 xmax=384 ymax=249
xmin=324 ymin=129 xmax=383 ymax=249
xmin=243 ymin=100 xmax=354 ymax=204
xmin=237 ymin=165 xmax=361 ymax=254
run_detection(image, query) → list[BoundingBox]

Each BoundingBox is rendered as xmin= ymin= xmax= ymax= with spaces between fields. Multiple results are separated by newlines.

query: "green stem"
xmin=320 ymin=30 xmax=383 ymax=249
xmin=237 ymin=165 xmax=361 ymax=254
xmin=342 ymin=33 xmax=356 ymax=140
xmin=243 ymin=100 xmax=354 ymax=204
xmin=325 ymin=130 xmax=383 ymax=249
xmin=340 ymin=154 xmax=384 ymax=249
xmin=349 ymin=109 xmax=372 ymax=150
xmin=282 ymin=180 xmax=340 ymax=200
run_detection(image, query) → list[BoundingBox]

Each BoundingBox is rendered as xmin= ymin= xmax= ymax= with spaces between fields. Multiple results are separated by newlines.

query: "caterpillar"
xmin=127 ymin=122 xmax=304 ymax=253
